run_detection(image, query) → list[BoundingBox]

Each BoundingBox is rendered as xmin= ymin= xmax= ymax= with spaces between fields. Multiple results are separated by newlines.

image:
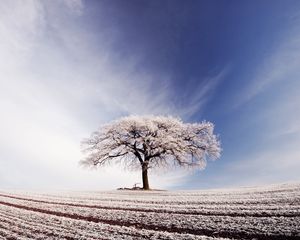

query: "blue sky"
xmin=0 ymin=0 xmax=299 ymax=190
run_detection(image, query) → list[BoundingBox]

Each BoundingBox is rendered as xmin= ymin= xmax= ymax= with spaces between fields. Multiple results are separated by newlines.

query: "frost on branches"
xmin=80 ymin=115 xmax=221 ymax=190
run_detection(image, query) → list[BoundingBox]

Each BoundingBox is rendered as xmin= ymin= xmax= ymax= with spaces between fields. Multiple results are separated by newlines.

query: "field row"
xmin=0 ymin=193 xmax=299 ymax=217
xmin=0 ymin=204 xmax=223 ymax=240
xmin=2 ymin=183 xmax=299 ymax=204
xmin=0 ymin=183 xmax=299 ymax=239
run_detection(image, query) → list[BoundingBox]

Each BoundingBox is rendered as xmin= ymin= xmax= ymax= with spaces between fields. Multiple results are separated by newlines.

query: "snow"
xmin=81 ymin=115 xmax=221 ymax=171
xmin=0 ymin=183 xmax=299 ymax=239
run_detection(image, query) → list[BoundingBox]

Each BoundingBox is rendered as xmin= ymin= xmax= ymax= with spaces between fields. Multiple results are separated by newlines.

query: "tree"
xmin=80 ymin=115 xmax=221 ymax=190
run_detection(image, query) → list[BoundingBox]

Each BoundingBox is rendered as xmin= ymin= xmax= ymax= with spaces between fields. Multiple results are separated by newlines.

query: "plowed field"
xmin=0 ymin=183 xmax=299 ymax=239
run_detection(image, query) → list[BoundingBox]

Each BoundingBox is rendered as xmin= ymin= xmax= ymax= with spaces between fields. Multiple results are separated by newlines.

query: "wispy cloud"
xmin=236 ymin=17 xmax=300 ymax=107
xmin=178 ymin=67 xmax=229 ymax=118
xmin=234 ymin=14 xmax=300 ymax=139
xmin=221 ymin=14 xmax=300 ymax=187
xmin=0 ymin=0 xmax=208 ymax=190
xmin=222 ymin=145 xmax=300 ymax=187
xmin=63 ymin=0 xmax=84 ymax=15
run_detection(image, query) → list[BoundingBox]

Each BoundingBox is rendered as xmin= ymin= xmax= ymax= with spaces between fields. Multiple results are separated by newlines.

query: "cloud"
xmin=234 ymin=16 xmax=300 ymax=139
xmin=63 ymin=0 xmax=84 ymax=15
xmin=223 ymin=145 xmax=300 ymax=187
xmin=179 ymin=67 xmax=230 ymax=118
xmin=219 ymin=14 xmax=300 ymax=188
xmin=235 ymin=17 xmax=300 ymax=107
xmin=0 ymin=0 xmax=206 ymax=190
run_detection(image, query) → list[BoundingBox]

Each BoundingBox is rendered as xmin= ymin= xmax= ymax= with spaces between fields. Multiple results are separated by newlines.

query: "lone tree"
xmin=80 ymin=115 xmax=221 ymax=190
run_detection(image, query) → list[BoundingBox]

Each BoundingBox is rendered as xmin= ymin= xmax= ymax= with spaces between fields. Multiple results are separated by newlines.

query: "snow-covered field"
xmin=0 ymin=183 xmax=299 ymax=239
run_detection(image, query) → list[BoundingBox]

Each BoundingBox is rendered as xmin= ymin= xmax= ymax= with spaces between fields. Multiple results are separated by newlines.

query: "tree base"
xmin=117 ymin=187 xmax=165 ymax=191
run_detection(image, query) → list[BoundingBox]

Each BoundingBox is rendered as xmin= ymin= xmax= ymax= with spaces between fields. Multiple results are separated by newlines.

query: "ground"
xmin=0 ymin=183 xmax=299 ymax=239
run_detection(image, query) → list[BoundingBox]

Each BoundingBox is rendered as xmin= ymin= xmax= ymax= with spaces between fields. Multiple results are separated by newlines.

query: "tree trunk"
xmin=142 ymin=167 xmax=150 ymax=190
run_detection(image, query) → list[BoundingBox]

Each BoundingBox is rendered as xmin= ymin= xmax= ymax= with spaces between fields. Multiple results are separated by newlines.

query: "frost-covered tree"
xmin=80 ymin=115 xmax=221 ymax=190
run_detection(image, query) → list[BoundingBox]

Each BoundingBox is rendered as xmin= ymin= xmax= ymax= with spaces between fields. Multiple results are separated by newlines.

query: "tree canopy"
xmin=81 ymin=115 xmax=221 ymax=190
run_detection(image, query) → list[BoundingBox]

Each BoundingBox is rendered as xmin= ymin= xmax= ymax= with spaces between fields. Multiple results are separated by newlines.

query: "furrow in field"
xmin=0 ymin=219 xmax=57 ymax=240
xmin=0 ymin=220 xmax=42 ymax=240
xmin=0 ymin=211 xmax=92 ymax=240
xmin=1 ymin=191 xmax=295 ymax=208
xmin=1 ymin=190 xmax=299 ymax=209
xmin=0 ymin=199 xmax=299 ymax=240
xmin=0 ymin=211 xmax=87 ymax=240
xmin=0 ymin=206 xmax=122 ymax=240
xmin=0 ymin=207 xmax=113 ymax=240
xmin=0 ymin=204 xmax=221 ymax=240
xmin=0 ymin=225 xmax=18 ymax=240
xmin=0 ymin=184 xmax=299 ymax=239
xmin=3 ymin=184 xmax=299 ymax=199
xmin=0 ymin=193 xmax=298 ymax=217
